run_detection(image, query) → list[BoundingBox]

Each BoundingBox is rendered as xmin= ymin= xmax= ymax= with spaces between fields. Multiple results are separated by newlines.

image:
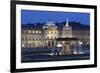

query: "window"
xmin=51 ymin=37 xmax=53 ymax=39
xmin=33 ymin=37 xmax=34 ymax=40
xmin=21 ymin=37 xmax=24 ymax=41
xmin=49 ymin=31 xmax=51 ymax=34
xmin=46 ymin=37 xmax=49 ymax=39
xmin=45 ymin=31 xmax=47 ymax=34
xmin=52 ymin=31 xmax=55 ymax=34
xmin=34 ymin=38 xmax=36 ymax=40
xmin=36 ymin=38 xmax=39 ymax=40
xmin=32 ymin=31 xmax=34 ymax=33
xmin=21 ymin=30 xmax=23 ymax=33
xmin=28 ymin=30 xmax=31 ymax=33
xmin=28 ymin=43 xmax=31 ymax=47
xmin=24 ymin=30 xmax=26 ymax=33
xmin=25 ymin=37 xmax=27 ymax=40
xmin=55 ymin=31 xmax=57 ymax=34
xmin=36 ymin=31 xmax=38 ymax=33
xmin=39 ymin=31 xmax=41 ymax=33
xmin=29 ymin=37 xmax=31 ymax=40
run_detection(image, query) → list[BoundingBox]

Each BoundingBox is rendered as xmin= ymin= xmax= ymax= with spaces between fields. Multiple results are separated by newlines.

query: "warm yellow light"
xmin=49 ymin=31 xmax=51 ymax=34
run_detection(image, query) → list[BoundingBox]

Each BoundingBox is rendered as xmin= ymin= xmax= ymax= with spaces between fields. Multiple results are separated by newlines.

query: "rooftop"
xmin=21 ymin=21 xmax=90 ymax=30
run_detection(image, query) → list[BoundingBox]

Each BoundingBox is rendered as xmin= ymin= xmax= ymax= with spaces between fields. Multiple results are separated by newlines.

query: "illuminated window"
xmin=49 ymin=31 xmax=51 ymax=34
xmin=39 ymin=31 xmax=41 ymax=33
xmin=36 ymin=31 xmax=38 ymax=33
xmin=52 ymin=31 xmax=54 ymax=33
xmin=32 ymin=31 xmax=34 ymax=33
xmin=28 ymin=30 xmax=31 ymax=33
xmin=52 ymin=31 xmax=54 ymax=34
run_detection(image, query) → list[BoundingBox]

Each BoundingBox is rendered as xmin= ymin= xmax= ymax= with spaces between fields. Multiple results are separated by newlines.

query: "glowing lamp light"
xmin=57 ymin=43 xmax=62 ymax=48
xmin=22 ymin=44 xmax=25 ymax=47
xmin=79 ymin=41 xmax=82 ymax=45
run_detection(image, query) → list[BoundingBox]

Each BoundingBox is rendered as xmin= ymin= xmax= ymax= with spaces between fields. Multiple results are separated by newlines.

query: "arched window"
xmin=28 ymin=43 xmax=31 ymax=48
xmin=48 ymin=41 xmax=51 ymax=47
xmin=52 ymin=41 xmax=54 ymax=47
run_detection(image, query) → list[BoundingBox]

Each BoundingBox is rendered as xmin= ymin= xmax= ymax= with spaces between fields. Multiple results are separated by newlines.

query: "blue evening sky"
xmin=21 ymin=10 xmax=90 ymax=25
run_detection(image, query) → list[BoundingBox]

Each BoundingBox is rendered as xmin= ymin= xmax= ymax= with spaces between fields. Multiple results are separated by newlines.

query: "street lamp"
xmin=56 ymin=43 xmax=63 ymax=55
xmin=22 ymin=44 xmax=25 ymax=48
xmin=79 ymin=41 xmax=82 ymax=45
xmin=57 ymin=43 xmax=62 ymax=47
xmin=78 ymin=41 xmax=84 ymax=54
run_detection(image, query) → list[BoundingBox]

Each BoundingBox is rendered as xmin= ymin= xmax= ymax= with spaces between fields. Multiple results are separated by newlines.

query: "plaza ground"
xmin=21 ymin=48 xmax=90 ymax=63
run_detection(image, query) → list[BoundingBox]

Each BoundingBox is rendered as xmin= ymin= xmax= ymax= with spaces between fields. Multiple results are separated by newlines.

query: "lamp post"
xmin=56 ymin=43 xmax=62 ymax=55
xmin=78 ymin=41 xmax=83 ymax=54
xmin=79 ymin=41 xmax=82 ymax=45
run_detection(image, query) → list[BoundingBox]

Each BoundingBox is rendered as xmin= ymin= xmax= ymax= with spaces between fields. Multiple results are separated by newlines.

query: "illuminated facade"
xmin=21 ymin=19 xmax=90 ymax=55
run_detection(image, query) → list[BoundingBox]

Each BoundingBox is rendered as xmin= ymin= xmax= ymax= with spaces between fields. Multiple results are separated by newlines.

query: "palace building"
xmin=21 ymin=19 xmax=90 ymax=55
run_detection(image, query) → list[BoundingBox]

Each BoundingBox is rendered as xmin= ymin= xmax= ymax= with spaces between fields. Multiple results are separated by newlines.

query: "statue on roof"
xmin=65 ymin=18 xmax=69 ymax=27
